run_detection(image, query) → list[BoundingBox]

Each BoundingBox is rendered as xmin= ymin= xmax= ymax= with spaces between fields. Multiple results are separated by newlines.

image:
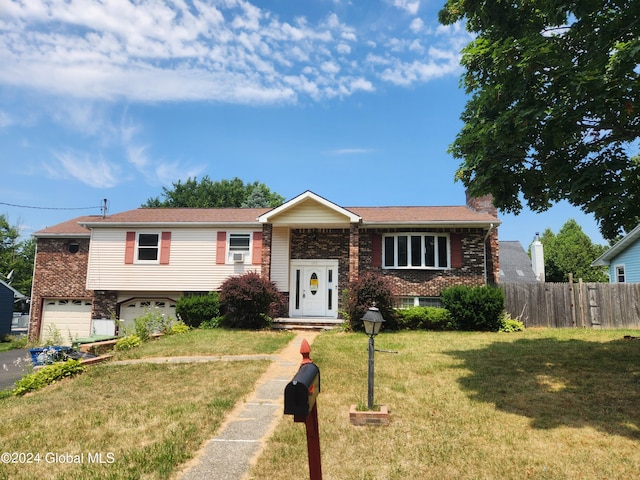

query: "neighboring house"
xmin=591 ymin=224 xmax=640 ymax=283
xmin=0 ymin=279 xmax=27 ymax=336
xmin=28 ymin=190 xmax=500 ymax=342
xmin=498 ymin=241 xmax=539 ymax=283
xmin=499 ymin=234 xmax=545 ymax=283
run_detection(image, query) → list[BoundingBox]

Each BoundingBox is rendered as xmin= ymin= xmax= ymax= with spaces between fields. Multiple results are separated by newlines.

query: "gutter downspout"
xmin=483 ymin=223 xmax=495 ymax=285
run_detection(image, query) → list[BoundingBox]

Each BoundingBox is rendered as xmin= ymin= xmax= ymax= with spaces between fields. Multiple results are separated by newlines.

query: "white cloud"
xmin=393 ymin=0 xmax=420 ymax=15
xmin=154 ymin=161 xmax=205 ymax=186
xmin=0 ymin=110 xmax=13 ymax=128
xmin=326 ymin=148 xmax=374 ymax=155
xmin=48 ymin=151 xmax=123 ymax=188
xmin=410 ymin=18 xmax=424 ymax=33
xmin=126 ymin=144 xmax=150 ymax=169
xmin=0 ymin=0 xmax=468 ymax=105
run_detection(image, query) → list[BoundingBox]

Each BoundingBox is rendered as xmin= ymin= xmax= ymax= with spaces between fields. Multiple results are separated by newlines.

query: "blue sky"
xmin=0 ymin=0 xmax=607 ymax=249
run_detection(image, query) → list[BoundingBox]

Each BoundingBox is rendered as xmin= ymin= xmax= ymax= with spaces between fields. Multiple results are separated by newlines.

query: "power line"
xmin=0 ymin=201 xmax=103 ymax=211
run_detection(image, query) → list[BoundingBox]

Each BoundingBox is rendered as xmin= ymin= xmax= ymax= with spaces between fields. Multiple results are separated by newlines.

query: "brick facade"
xmin=290 ymin=228 xmax=351 ymax=292
xmin=92 ymin=290 xmax=118 ymax=320
xmin=283 ymin=224 xmax=499 ymax=305
xmin=29 ymin=238 xmax=92 ymax=341
xmin=358 ymin=228 xmax=491 ymax=298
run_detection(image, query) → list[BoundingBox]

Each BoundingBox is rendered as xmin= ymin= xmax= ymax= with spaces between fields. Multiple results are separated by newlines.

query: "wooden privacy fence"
xmin=500 ymin=282 xmax=640 ymax=329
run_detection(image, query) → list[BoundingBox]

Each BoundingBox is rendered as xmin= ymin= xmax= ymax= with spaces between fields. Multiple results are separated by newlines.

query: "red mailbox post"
xmin=284 ymin=339 xmax=322 ymax=480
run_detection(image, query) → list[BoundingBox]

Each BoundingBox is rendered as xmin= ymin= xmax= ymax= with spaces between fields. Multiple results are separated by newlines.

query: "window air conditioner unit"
xmin=232 ymin=253 xmax=245 ymax=263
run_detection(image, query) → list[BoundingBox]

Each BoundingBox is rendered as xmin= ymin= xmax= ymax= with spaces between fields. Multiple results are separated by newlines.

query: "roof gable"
xmin=258 ymin=191 xmax=361 ymax=225
xmin=592 ymin=224 xmax=639 ymax=266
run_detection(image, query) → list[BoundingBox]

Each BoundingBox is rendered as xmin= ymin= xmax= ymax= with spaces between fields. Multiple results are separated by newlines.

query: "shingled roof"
xmin=34 ymin=203 xmax=499 ymax=236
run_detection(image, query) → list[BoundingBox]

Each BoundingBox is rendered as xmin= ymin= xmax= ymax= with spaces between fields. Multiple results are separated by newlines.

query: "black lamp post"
xmin=361 ymin=306 xmax=385 ymax=410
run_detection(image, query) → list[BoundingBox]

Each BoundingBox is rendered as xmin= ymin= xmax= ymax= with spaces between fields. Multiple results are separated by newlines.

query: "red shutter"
xmin=160 ymin=232 xmax=171 ymax=265
xmin=371 ymin=233 xmax=382 ymax=267
xmin=252 ymin=231 xmax=263 ymax=265
xmin=216 ymin=231 xmax=227 ymax=265
xmin=125 ymin=232 xmax=135 ymax=264
xmin=450 ymin=233 xmax=462 ymax=268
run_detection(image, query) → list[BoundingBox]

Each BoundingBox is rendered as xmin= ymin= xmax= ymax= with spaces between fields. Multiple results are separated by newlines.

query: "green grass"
xmin=4 ymin=328 xmax=640 ymax=479
xmin=0 ymin=335 xmax=28 ymax=352
xmin=0 ymin=360 xmax=270 ymax=480
xmin=111 ymin=328 xmax=294 ymax=359
xmin=249 ymin=328 xmax=640 ymax=480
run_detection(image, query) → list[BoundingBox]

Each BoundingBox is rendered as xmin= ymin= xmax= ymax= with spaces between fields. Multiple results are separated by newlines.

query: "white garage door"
xmin=119 ymin=299 xmax=177 ymax=333
xmin=41 ymin=299 xmax=92 ymax=344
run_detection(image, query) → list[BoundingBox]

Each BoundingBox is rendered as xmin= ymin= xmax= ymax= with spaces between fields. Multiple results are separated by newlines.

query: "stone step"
xmin=272 ymin=318 xmax=345 ymax=331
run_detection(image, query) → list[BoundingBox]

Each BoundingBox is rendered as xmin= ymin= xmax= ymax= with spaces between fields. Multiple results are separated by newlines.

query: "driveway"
xmin=0 ymin=349 xmax=31 ymax=391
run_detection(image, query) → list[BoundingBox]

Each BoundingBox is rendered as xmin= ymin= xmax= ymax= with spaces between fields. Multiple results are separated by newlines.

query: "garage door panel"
xmin=119 ymin=299 xmax=177 ymax=333
xmin=41 ymin=299 xmax=92 ymax=345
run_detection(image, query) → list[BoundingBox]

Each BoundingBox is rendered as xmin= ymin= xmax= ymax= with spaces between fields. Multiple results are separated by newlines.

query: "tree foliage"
xmin=539 ymin=219 xmax=609 ymax=282
xmin=0 ymin=215 xmax=34 ymax=297
xmin=143 ymin=176 xmax=285 ymax=208
xmin=439 ymin=0 xmax=640 ymax=240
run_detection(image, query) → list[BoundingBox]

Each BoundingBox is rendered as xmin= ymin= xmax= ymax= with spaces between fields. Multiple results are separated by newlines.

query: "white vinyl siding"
xmin=270 ymin=226 xmax=290 ymax=291
xmin=87 ymin=228 xmax=261 ymax=291
xmin=269 ymin=200 xmax=352 ymax=226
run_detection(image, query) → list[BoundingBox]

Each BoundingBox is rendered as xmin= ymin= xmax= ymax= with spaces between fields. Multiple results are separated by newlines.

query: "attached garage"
xmin=41 ymin=298 xmax=92 ymax=344
xmin=118 ymin=298 xmax=177 ymax=332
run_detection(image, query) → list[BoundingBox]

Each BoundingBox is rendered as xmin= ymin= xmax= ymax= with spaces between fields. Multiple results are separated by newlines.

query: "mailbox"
xmin=284 ymin=362 xmax=320 ymax=417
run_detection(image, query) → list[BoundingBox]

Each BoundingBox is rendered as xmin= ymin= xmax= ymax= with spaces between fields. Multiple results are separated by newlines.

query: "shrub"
xmin=396 ymin=306 xmax=454 ymax=330
xmin=220 ymin=272 xmax=285 ymax=329
xmin=345 ymin=272 xmax=397 ymax=331
xmin=499 ymin=315 xmax=525 ymax=332
xmin=200 ymin=317 xmax=224 ymax=329
xmin=168 ymin=321 xmax=190 ymax=335
xmin=175 ymin=293 xmax=221 ymax=328
xmin=440 ymin=285 xmax=505 ymax=331
xmin=114 ymin=335 xmax=142 ymax=351
xmin=13 ymin=359 xmax=84 ymax=396
xmin=127 ymin=308 xmax=174 ymax=340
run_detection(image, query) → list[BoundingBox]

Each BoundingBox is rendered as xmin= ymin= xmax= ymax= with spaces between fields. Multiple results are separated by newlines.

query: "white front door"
xmin=290 ymin=260 xmax=338 ymax=318
xmin=302 ymin=266 xmax=326 ymax=316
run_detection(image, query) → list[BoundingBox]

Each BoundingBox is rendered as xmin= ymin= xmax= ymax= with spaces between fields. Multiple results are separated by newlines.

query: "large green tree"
xmin=0 ymin=215 xmax=35 ymax=297
xmin=539 ymin=219 xmax=609 ymax=282
xmin=439 ymin=0 xmax=640 ymax=240
xmin=144 ymin=177 xmax=284 ymax=208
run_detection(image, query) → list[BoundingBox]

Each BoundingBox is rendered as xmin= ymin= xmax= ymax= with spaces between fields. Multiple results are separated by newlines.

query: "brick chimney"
xmin=465 ymin=190 xmax=498 ymax=217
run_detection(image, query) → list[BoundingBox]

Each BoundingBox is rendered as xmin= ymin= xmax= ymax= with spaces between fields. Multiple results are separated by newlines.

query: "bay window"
xmin=383 ymin=233 xmax=450 ymax=269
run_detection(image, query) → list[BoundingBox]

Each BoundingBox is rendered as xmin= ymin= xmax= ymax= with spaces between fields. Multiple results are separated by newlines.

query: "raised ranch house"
xmin=28 ymin=190 xmax=500 ymax=342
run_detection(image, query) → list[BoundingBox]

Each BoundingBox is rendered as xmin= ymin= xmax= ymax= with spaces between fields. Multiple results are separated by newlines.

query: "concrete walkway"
xmin=175 ymin=331 xmax=320 ymax=480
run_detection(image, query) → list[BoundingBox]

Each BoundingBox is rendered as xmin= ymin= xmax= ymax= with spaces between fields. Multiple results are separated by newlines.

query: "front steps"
xmin=273 ymin=317 xmax=345 ymax=330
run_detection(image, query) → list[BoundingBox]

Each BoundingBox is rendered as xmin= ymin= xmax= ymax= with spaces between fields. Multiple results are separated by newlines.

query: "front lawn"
xmin=3 ymin=328 xmax=640 ymax=480
xmin=111 ymin=328 xmax=295 ymax=359
xmin=250 ymin=328 xmax=640 ymax=479
xmin=0 ymin=359 xmax=270 ymax=480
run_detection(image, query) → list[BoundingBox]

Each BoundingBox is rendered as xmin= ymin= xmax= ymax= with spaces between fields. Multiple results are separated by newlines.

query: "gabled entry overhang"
xmin=258 ymin=190 xmax=361 ymax=227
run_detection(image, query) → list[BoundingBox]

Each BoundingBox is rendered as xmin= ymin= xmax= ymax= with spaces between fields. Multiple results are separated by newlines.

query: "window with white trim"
xmin=228 ymin=233 xmax=251 ymax=263
xmin=137 ymin=233 xmax=160 ymax=263
xmin=615 ymin=265 xmax=626 ymax=283
xmin=383 ymin=233 xmax=450 ymax=269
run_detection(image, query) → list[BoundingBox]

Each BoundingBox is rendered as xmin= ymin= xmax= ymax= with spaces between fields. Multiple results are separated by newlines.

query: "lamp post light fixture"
xmin=361 ymin=306 xmax=385 ymax=410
